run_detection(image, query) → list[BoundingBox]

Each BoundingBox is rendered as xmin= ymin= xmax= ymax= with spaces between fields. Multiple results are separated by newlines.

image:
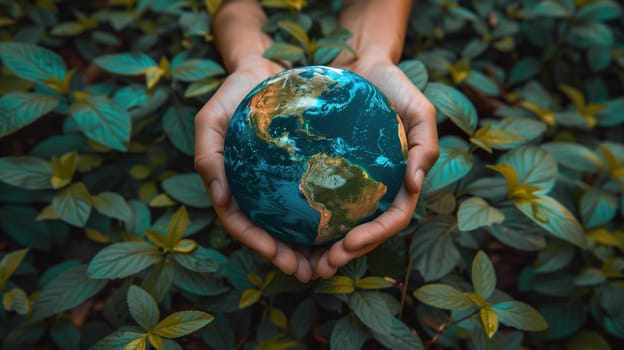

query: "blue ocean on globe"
xmin=224 ymin=66 xmax=407 ymax=246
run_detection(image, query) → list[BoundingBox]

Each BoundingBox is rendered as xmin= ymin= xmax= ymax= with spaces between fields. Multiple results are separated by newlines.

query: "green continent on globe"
xmin=299 ymin=153 xmax=387 ymax=244
xmin=224 ymin=66 xmax=407 ymax=246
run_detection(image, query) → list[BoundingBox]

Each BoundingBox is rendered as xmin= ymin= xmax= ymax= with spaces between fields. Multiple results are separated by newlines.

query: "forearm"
xmin=213 ymin=0 xmax=274 ymax=72
xmin=339 ymin=0 xmax=412 ymax=63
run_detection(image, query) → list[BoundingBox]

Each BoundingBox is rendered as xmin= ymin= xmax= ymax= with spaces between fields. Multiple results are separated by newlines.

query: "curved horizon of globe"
xmin=224 ymin=66 xmax=407 ymax=245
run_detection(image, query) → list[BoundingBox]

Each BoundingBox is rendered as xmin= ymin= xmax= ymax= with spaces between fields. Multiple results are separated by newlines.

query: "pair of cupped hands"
xmin=195 ymin=49 xmax=439 ymax=283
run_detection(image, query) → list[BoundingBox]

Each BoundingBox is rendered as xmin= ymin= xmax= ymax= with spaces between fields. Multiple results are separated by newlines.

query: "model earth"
xmin=224 ymin=66 xmax=407 ymax=246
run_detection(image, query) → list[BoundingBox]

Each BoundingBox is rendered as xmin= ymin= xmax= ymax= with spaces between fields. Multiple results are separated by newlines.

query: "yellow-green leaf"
xmin=559 ymin=84 xmax=586 ymax=110
xmin=470 ymin=126 xmax=524 ymax=153
xmin=277 ymin=20 xmax=310 ymax=47
xmin=480 ymin=306 xmax=499 ymax=338
xmin=0 ymin=248 xmax=29 ymax=290
xmin=149 ymin=193 xmax=176 ymax=207
xmin=36 ymin=204 xmax=60 ymax=221
xmin=2 ymin=287 xmax=31 ymax=315
xmin=145 ymin=229 xmax=170 ymax=250
xmin=123 ymin=336 xmax=147 ymax=350
xmin=247 ymin=273 xmax=264 ymax=288
xmin=130 ymin=164 xmax=152 ymax=179
xmin=49 ymin=152 xmax=78 ymax=189
xmin=147 ymin=333 xmax=163 ymax=350
xmin=465 ymin=292 xmax=490 ymax=308
xmin=520 ymin=101 xmax=555 ymax=126
xmin=239 ymin=288 xmax=262 ymax=308
xmin=315 ymin=275 xmax=355 ymax=294
xmin=270 ymin=308 xmax=288 ymax=329
xmin=172 ymin=239 xmax=197 ymax=253
xmin=354 ymin=276 xmax=392 ymax=290
xmin=167 ymin=206 xmax=189 ymax=245
xmin=566 ymin=329 xmax=612 ymax=350
xmin=85 ymin=228 xmax=110 ymax=243
xmin=153 ymin=310 xmax=214 ymax=338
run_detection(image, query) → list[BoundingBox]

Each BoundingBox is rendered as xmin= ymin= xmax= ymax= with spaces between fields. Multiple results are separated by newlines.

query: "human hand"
xmin=311 ymin=54 xmax=440 ymax=279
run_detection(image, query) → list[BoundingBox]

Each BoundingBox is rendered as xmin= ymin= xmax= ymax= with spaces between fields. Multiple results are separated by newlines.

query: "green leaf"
xmin=94 ymin=52 xmax=157 ymax=75
xmin=2 ymin=287 xmax=31 ymax=315
xmin=263 ymin=42 xmax=306 ymax=63
xmin=534 ymin=239 xmax=576 ymax=273
xmin=566 ymin=329 xmax=613 ymax=350
xmin=541 ymin=142 xmax=603 ymax=172
xmin=424 ymin=145 xmax=473 ymax=193
xmin=531 ymin=0 xmax=573 ymax=17
xmin=141 ymin=261 xmax=175 ymax=303
xmin=90 ymin=330 xmax=147 ymax=350
xmin=0 ymin=248 xmax=29 ymax=289
xmin=508 ymin=56 xmax=541 ymax=85
xmin=424 ymin=82 xmax=478 ymax=135
xmin=162 ymin=173 xmax=211 ymax=208
xmin=167 ymin=206 xmax=189 ymax=245
xmin=574 ymin=268 xmax=606 ymax=286
xmin=349 ymin=291 xmax=393 ymax=335
xmin=70 ymin=96 xmax=131 ymax=151
xmin=0 ymin=92 xmax=59 ymax=137
xmin=398 ymin=59 xmax=428 ymax=90
xmin=50 ymin=152 xmax=77 ymax=189
xmin=413 ymin=283 xmax=474 ymax=310
xmin=410 ymin=215 xmax=461 ymax=281
xmin=201 ymin=317 xmax=235 ymax=350
xmin=458 ymin=197 xmax=505 ymax=231
xmin=330 ymin=315 xmax=371 ymax=350
xmin=92 ymin=192 xmax=132 ymax=221
xmin=493 ymin=300 xmax=548 ymax=331
xmin=162 ymin=105 xmax=195 ymax=156
xmin=239 ymin=288 xmax=262 ymax=308
xmin=515 ymin=195 xmax=588 ymax=249
xmin=0 ymin=156 xmax=52 ymax=190
xmin=499 ymin=146 xmax=558 ymax=195
xmin=127 ymin=285 xmax=160 ymax=331
xmin=172 ymin=246 xmax=227 ymax=273
xmin=87 ymin=241 xmax=162 ymax=279
xmin=277 ymin=20 xmax=310 ymax=47
xmin=52 ymin=182 xmax=92 ymax=227
xmin=314 ymin=275 xmax=354 ymax=294
xmin=51 ymin=21 xmax=85 ymax=36
xmin=577 ymin=0 xmax=622 ymax=21
xmin=579 ymin=187 xmax=617 ymax=228
xmin=0 ymin=42 xmax=67 ymax=82
xmin=171 ymin=59 xmax=224 ymax=82
xmin=371 ymin=317 xmax=425 ymax=350
xmin=355 ymin=276 xmax=392 ymax=290
xmin=472 ymin=251 xmax=497 ymax=300
xmin=289 ymin=298 xmax=316 ymax=339
xmin=49 ymin=318 xmax=80 ymax=350
xmin=568 ymin=21 xmax=613 ymax=48
xmin=481 ymin=306 xmax=499 ymax=338
xmin=465 ymin=70 xmax=499 ymax=96
xmin=29 ymin=264 xmax=107 ymax=322
xmin=153 ymin=311 xmax=214 ymax=338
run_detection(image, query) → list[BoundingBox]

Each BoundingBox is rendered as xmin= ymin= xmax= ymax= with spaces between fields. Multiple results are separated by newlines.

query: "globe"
xmin=224 ymin=66 xmax=407 ymax=246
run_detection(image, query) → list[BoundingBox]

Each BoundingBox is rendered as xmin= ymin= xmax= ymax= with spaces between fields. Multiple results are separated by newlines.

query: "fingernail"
xmin=209 ymin=180 xmax=223 ymax=204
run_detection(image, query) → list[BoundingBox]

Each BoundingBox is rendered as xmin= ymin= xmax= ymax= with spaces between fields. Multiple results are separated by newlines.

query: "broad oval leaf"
xmin=498 ymin=146 xmax=557 ymax=195
xmin=349 ymin=291 xmax=393 ymax=336
xmin=576 ymin=0 xmax=622 ymax=21
xmin=263 ymin=42 xmax=306 ymax=63
xmin=424 ymin=82 xmax=478 ymax=135
xmin=0 ymin=156 xmax=52 ymax=190
xmin=413 ymin=283 xmax=474 ymax=310
xmin=371 ymin=316 xmax=425 ymax=350
xmin=424 ymin=146 xmax=473 ymax=194
xmin=0 ymin=92 xmax=60 ymax=137
xmin=70 ymin=96 xmax=131 ymax=151
xmin=493 ymin=300 xmax=548 ymax=331
xmin=314 ymin=275 xmax=354 ymax=294
xmin=153 ymin=310 xmax=214 ymax=338
xmin=410 ymin=215 xmax=461 ymax=281
xmin=580 ymin=187 xmax=617 ymax=228
xmin=162 ymin=173 xmax=211 ymax=208
xmin=541 ymin=142 xmax=603 ymax=173
xmin=480 ymin=306 xmax=499 ymax=338
xmin=398 ymin=59 xmax=428 ymax=90
xmin=171 ymin=59 xmax=224 ymax=82
xmin=0 ymin=248 xmax=29 ymax=289
xmin=87 ymin=241 xmax=162 ymax=279
xmin=568 ymin=21 xmax=613 ymax=48
xmin=172 ymin=246 xmax=227 ymax=273
xmin=51 ymin=182 xmax=92 ymax=227
xmin=458 ymin=197 xmax=505 ymax=231
xmin=2 ymin=287 xmax=31 ymax=315
xmin=508 ymin=56 xmax=541 ymax=85
xmin=277 ymin=20 xmax=310 ymax=47
xmin=330 ymin=315 xmax=371 ymax=350
xmin=92 ymin=192 xmax=132 ymax=221
xmin=162 ymin=105 xmax=195 ymax=156
xmin=465 ymin=70 xmax=499 ymax=96
xmin=94 ymin=52 xmax=157 ymax=75
xmin=0 ymin=42 xmax=67 ymax=82
xmin=90 ymin=330 xmax=147 ymax=350
xmin=127 ymin=285 xmax=160 ymax=331
xmin=471 ymin=251 xmax=497 ymax=300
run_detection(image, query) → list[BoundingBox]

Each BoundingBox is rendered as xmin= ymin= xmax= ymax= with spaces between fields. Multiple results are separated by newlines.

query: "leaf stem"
xmin=398 ymin=254 xmax=414 ymax=320
xmin=425 ymin=309 xmax=480 ymax=349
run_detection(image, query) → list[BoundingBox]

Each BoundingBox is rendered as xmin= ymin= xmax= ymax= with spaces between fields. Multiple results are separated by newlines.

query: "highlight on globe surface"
xmin=224 ymin=66 xmax=407 ymax=246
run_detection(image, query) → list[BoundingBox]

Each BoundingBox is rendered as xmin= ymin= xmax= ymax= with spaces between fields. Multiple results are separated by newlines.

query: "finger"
xmin=293 ymin=251 xmax=313 ymax=283
xmin=272 ymin=240 xmax=300 ymax=276
xmin=315 ymin=249 xmax=338 ymax=279
xmin=342 ymin=184 xmax=419 ymax=252
xmin=327 ymin=240 xmax=378 ymax=271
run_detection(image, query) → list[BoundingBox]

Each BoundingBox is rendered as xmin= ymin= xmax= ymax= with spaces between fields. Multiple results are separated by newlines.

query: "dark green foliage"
xmin=1 ymin=0 xmax=623 ymax=348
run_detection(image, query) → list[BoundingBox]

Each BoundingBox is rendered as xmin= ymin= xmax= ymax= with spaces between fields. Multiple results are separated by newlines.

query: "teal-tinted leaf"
xmin=172 ymin=246 xmax=227 ymax=273
xmin=398 ymin=59 xmax=428 ymax=90
xmin=87 ymin=241 xmax=162 ymax=279
xmin=94 ymin=52 xmax=157 ymax=75
xmin=52 ymin=182 xmax=92 ymax=227
xmin=541 ymin=142 xmax=602 ymax=172
xmin=493 ymin=301 xmax=548 ymax=331
xmin=462 ymin=39 xmax=488 ymax=60
xmin=179 ymin=11 xmax=209 ymax=36
xmin=424 ymin=82 xmax=478 ymax=135
xmin=508 ymin=57 xmax=541 ymax=85
xmin=534 ymin=239 xmax=575 ymax=273
xmin=124 ymin=199 xmax=151 ymax=237
xmin=127 ymin=285 xmax=160 ymax=331
xmin=465 ymin=70 xmax=499 ymax=96
xmin=29 ymin=264 xmax=107 ymax=322
xmin=2 ymin=287 xmax=31 ymax=315
xmin=90 ymin=329 xmax=146 ymax=350
xmin=0 ymin=42 xmax=67 ymax=81
xmin=410 ymin=216 xmax=461 ymax=281
xmin=263 ymin=42 xmax=306 ymax=63
xmin=201 ymin=317 xmax=235 ymax=350
xmin=458 ymin=197 xmax=505 ymax=231
xmin=488 ymin=117 xmax=546 ymax=149
xmin=0 ymin=156 xmax=52 ymax=190
xmin=162 ymin=173 xmax=211 ymax=208
xmin=530 ymin=0 xmax=573 ymax=17
xmin=349 ymin=291 xmax=393 ymax=335
xmin=0 ymin=205 xmax=51 ymax=250
xmin=141 ymin=261 xmax=175 ymax=302
xmin=596 ymin=98 xmax=624 ymax=126
xmin=587 ymin=48 xmax=612 ymax=72
xmin=472 ymin=251 xmax=497 ymax=300
xmin=92 ymin=192 xmax=132 ymax=221
xmin=51 ymin=21 xmax=85 ymax=36
xmin=424 ymin=146 xmax=473 ymax=193
xmin=372 ymin=317 xmax=425 ymax=350
xmin=171 ymin=59 xmax=224 ymax=82
xmin=172 ymin=265 xmax=229 ymax=296
xmin=50 ymin=318 xmax=80 ymax=350
xmin=0 ymin=92 xmax=59 ymax=137
xmin=277 ymin=20 xmax=310 ymax=46
xmin=515 ymin=196 xmax=588 ymax=249
xmin=289 ymin=298 xmax=316 ymax=340
xmin=153 ymin=310 xmax=215 ymax=338
xmin=70 ymin=96 xmax=131 ymax=151
xmin=567 ymin=21 xmax=613 ymax=48
xmin=574 ymin=267 xmax=606 ymax=286
xmin=498 ymin=146 xmax=557 ymax=195
xmin=470 ymin=321 xmax=504 ymax=350
xmin=488 ymin=207 xmax=547 ymax=251
xmin=330 ymin=315 xmax=371 ymax=350
xmin=184 ymin=78 xmax=222 ymax=98
xmin=339 ymin=256 xmax=368 ymax=280
xmin=465 ymin=177 xmax=507 ymax=200
xmin=162 ymin=105 xmax=195 ymax=156
xmin=413 ymin=284 xmax=474 ymax=310
xmin=580 ymin=187 xmax=617 ymax=228
xmin=576 ymin=0 xmax=622 ymax=22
